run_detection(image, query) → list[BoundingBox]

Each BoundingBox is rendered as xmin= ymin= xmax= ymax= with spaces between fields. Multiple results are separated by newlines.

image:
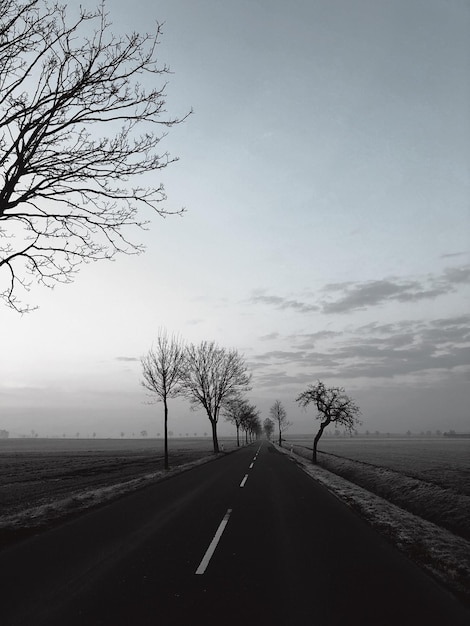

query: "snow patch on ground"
xmin=0 ymin=453 xmax=221 ymax=532
xmin=276 ymin=444 xmax=470 ymax=606
xmin=1 ymin=441 xmax=468 ymax=607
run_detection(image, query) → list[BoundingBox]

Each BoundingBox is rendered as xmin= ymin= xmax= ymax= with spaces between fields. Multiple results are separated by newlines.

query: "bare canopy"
xmin=269 ymin=399 xmax=291 ymax=447
xmin=263 ymin=417 xmax=274 ymax=441
xmin=296 ymin=381 xmax=361 ymax=464
xmin=141 ymin=330 xmax=185 ymax=470
xmin=0 ymin=0 xmax=190 ymax=311
xmin=181 ymin=341 xmax=251 ymax=453
xmin=223 ymin=395 xmax=248 ymax=447
xmin=224 ymin=396 xmax=259 ymax=446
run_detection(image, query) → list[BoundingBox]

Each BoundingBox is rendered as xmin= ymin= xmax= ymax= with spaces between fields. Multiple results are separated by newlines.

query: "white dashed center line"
xmin=240 ymin=474 xmax=249 ymax=488
xmin=195 ymin=509 xmax=232 ymax=575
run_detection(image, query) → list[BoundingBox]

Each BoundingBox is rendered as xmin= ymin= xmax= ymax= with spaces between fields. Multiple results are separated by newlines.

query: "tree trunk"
xmin=278 ymin=426 xmax=282 ymax=447
xmin=312 ymin=424 xmax=325 ymax=464
xmin=236 ymin=425 xmax=240 ymax=447
xmin=164 ymin=397 xmax=169 ymax=470
xmin=210 ymin=419 xmax=219 ymax=453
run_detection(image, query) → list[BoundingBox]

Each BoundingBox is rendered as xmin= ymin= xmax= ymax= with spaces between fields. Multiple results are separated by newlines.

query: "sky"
xmin=1 ymin=0 xmax=469 ymax=438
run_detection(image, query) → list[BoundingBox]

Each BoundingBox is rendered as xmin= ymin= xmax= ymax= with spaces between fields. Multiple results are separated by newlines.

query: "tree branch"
xmin=0 ymin=1 xmax=191 ymax=311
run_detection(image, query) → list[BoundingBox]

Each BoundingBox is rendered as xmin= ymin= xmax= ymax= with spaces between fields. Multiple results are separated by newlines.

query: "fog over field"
xmin=1 ymin=0 xmax=469 ymax=438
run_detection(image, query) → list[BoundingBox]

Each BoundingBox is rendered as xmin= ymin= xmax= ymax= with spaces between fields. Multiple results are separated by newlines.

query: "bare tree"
xmin=263 ymin=417 xmax=274 ymax=440
xmin=223 ymin=395 xmax=246 ymax=447
xmin=0 ymin=1 xmax=190 ymax=312
xmin=296 ymin=381 xmax=361 ymax=464
xmin=269 ymin=399 xmax=291 ymax=447
xmin=240 ymin=404 xmax=261 ymax=443
xmin=250 ymin=414 xmax=262 ymax=441
xmin=223 ymin=395 xmax=259 ymax=447
xmin=181 ymin=341 xmax=251 ymax=453
xmin=141 ymin=330 xmax=185 ymax=469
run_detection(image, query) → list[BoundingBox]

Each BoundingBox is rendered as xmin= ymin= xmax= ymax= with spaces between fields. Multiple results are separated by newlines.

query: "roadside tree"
xmin=0 ymin=0 xmax=190 ymax=312
xmin=252 ymin=416 xmax=262 ymax=440
xmin=269 ymin=400 xmax=291 ymax=447
xmin=240 ymin=402 xmax=260 ymax=444
xmin=181 ymin=341 xmax=251 ymax=453
xmin=263 ymin=417 xmax=275 ymax=441
xmin=223 ymin=395 xmax=247 ymax=447
xmin=141 ymin=330 xmax=185 ymax=469
xmin=223 ymin=396 xmax=259 ymax=446
xmin=296 ymin=381 xmax=361 ymax=464
xmin=243 ymin=409 xmax=261 ymax=443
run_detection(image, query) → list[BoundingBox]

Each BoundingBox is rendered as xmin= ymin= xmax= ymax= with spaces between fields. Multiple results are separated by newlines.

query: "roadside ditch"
xmin=274 ymin=442 xmax=470 ymax=608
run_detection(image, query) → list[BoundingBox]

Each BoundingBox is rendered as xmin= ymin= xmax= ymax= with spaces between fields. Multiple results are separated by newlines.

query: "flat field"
xmin=0 ymin=438 xmax=236 ymax=519
xmin=287 ymin=436 xmax=470 ymax=496
xmin=286 ymin=436 xmax=470 ymax=540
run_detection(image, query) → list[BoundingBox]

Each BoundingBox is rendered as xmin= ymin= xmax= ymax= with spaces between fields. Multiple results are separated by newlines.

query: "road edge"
xmin=273 ymin=441 xmax=470 ymax=609
xmin=0 ymin=444 xmax=250 ymax=542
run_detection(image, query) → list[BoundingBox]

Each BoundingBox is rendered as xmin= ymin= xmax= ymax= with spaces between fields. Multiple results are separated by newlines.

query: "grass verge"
xmin=0 ymin=449 xmax=235 ymax=548
xmin=295 ymin=444 xmax=470 ymax=541
xmin=276 ymin=443 xmax=470 ymax=607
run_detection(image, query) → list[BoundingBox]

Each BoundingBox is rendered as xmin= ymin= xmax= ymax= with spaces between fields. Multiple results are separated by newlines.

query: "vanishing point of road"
xmin=1 ymin=442 xmax=469 ymax=626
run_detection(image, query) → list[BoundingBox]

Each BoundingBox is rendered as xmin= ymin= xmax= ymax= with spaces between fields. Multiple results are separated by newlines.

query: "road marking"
xmin=240 ymin=474 xmax=249 ymax=487
xmin=249 ymin=462 xmax=254 ymax=469
xmin=195 ymin=509 xmax=232 ymax=575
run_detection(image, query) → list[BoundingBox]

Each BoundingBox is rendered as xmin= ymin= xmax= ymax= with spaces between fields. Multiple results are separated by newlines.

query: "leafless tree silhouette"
xmin=263 ymin=417 xmax=274 ymax=440
xmin=240 ymin=403 xmax=261 ymax=443
xmin=0 ymin=1 xmax=190 ymax=311
xmin=181 ymin=341 xmax=251 ymax=453
xmin=269 ymin=399 xmax=291 ymax=447
xmin=141 ymin=330 xmax=185 ymax=469
xmin=296 ymin=381 xmax=361 ymax=463
xmin=223 ymin=395 xmax=258 ymax=446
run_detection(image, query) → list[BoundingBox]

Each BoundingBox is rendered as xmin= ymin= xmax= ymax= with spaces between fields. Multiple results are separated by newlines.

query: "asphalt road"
xmin=1 ymin=442 xmax=468 ymax=626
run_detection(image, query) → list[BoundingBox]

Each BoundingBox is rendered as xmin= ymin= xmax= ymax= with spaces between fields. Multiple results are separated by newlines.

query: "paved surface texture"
xmin=1 ymin=442 xmax=469 ymax=625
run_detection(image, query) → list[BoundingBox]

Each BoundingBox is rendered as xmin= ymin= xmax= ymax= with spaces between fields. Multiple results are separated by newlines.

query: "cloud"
xmin=249 ymin=266 xmax=470 ymax=317
xmin=249 ymin=314 xmax=470 ymax=388
xmin=254 ymin=370 xmax=319 ymax=389
xmin=288 ymin=330 xmax=341 ymax=349
xmin=252 ymin=350 xmax=306 ymax=364
xmin=442 ymin=265 xmax=470 ymax=285
xmin=115 ymin=356 xmax=140 ymax=362
xmin=254 ymin=351 xmax=339 ymax=368
xmin=249 ymin=292 xmax=319 ymax=314
xmin=321 ymin=265 xmax=470 ymax=314
xmin=440 ymin=251 xmax=467 ymax=259
xmin=322 ymin=315 xmax=470 ymax=379
xmin=322 ymin=278 xmax=446 ymax=314
xmin=259 ymin=332 xmax=280 ymax=341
